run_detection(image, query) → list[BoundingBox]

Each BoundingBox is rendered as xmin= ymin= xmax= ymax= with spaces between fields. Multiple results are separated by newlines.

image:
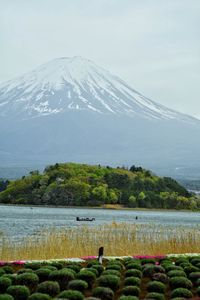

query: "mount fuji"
xmin=0 ymin=56 xmax=200 ymax=178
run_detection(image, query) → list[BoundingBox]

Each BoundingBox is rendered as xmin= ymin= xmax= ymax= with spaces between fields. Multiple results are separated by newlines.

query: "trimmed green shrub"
xmin=167 ymin=270 xmax=186 ymax=278
xmin=28 ymin=293 xmax=51 ymax=300
xmin=87 ymin=268 xmax=98 ymax=276
xmin=37 ymin=281 xmax=60 ymax=297
xmin=0 ymin=269 xmax=6 ymax=276
xmin=164 ymin=265 xmax=182 ymax=272
xmin=152 ymin=273 xmax=168 ymax=283
xmin=18 ymin=269 xmax=34 ymax=275
xmin=84 ymin=298 xmax=101 ymax=300
xmin=49 ymin=262 xmax=63 ymax=270
xmin=106 ymin=264 xmax=121 ymax=271
xmin=190 ymin=258 xmax=200 ymax=266
xmin=35 ymin=268 xmax=51 ymax=282
xmin=147 ymin=281 xmax=165 ymax=293
xmin=0 ymin=277 xmax=12 ymax=293
xmin=107 ymin=260 xmax=123 ymax=267
xmin=43 ymin=266 xmax=57 ymax=272
xmin=171 ymin=288 xmax=193 ymax=298
xmin=119 ymin=296 xmax=139 ymax=300
xmin=124 ymin=277 xmax=141 ymax=287
xmin=77 ymin=270 xmax=96 ymax=288
xmin=169 ymin=277 xmax=193 ymax=289
xmin=68 ymin=279 xmax=88 ymax=291
xmin=1 ymin=275 xmax=15 ymax=284
xmin=57 ymin=289 xmax=84 ymax=300
xmin=184 ymin=265 xmax=199 ymax=275
xmin=121 ymin=286 xmax=140 ymax=297
xmin=141 ymin=258 xmax=156 ymax=265
xmin=197 ymin=278 xmax=200 ymax=286
xmin=65 ymin=264 xmax=81 ymax=273
xmin=143 ymin=265 xmax=165 ymax=277
xmin=175 ymin=258 xmax=189 ymax=266
xmin=102 ymin=270 xmax=121 ymax=277
xmin=125 ymin=269 xmax=142 ymax=278
xmin=15 ymin=273 xmax=39 ymax=291
xmin=145 ymin=292 xmax=165 ymax=300
xmin=7 ymin=285 xmax=30 ymax=300
xmin=49 ymin=269 xmax=75 ymax=290
xmin=2 ymin=267 xmax=14 ymax=274
xmin=87 ymin=260 xmax=100 ymax=267
xmin=24 ymin=263 xmax=42 ymax=271
xmin=170 ymin=298 xmax=186 ymax=300
xmin=89 ymin=264 xmax=104 ymax=275
xmin=188 ymin=272 xmax=200 ymax=282
xmin=92 ymin=287 xmax=114 ymax=300
xmin=0 ymin=294 xmax=14 ymax=300
xmin=97 ymin=275 xmax=120 ymax=291
xmin=126 ymin=263 xmax=142 ymax=271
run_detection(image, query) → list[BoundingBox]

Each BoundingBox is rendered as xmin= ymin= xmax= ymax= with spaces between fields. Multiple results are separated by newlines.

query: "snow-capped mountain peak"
xmin=0 ymin=56 xmax=197 ymax=123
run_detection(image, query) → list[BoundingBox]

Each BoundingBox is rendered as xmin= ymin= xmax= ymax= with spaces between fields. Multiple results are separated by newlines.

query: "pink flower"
xmin=81 ymin=256 xmax=97 ymax=260
xmin=0 ymin=261 xmax=6 ymax=266
xmin=12 ymin=261 xmax=25 ymax=265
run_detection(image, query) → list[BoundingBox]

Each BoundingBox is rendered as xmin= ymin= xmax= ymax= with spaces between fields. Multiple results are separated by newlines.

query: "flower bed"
xmin=0 ymin=254 xmax=200 ymax=299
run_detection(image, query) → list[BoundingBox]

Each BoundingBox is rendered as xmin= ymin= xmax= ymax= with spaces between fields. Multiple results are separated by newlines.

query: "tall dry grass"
xmin=1 ymin=222 xmax=200 ymax=261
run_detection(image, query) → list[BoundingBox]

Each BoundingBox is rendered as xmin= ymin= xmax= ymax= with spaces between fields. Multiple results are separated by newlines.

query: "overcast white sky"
xmin=0 ymin=0 xmax=199 ymax=118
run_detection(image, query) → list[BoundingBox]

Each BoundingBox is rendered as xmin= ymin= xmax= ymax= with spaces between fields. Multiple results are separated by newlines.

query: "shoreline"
xmin=0 ymin=203 xmax=199 ymax=212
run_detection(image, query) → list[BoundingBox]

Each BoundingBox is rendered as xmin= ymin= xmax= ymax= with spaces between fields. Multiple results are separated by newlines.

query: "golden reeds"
xmin=1 ymin=222 xmax=200 ymax=261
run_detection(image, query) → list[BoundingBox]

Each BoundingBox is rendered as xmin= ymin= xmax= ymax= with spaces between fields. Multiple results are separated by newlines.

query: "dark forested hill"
xmin=0 ymin=162 xmax=199 ymax=210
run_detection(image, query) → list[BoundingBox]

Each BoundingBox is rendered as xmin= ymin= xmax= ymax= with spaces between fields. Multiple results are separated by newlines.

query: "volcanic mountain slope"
xmin=0 ymin=56 xmax=200 ymax=178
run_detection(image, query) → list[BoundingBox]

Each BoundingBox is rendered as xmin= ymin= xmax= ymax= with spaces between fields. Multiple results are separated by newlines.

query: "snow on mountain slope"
xmin=0 ymin=56 xmax=197 ymax=122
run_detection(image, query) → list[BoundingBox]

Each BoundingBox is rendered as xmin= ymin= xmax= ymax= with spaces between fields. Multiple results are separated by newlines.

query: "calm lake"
xmin=0 ymin=205 xmax=200 ymax=242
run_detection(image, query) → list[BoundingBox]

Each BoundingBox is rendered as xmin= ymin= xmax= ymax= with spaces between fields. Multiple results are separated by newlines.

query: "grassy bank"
xmin=1 ymin=223 xmax=200 ymax=261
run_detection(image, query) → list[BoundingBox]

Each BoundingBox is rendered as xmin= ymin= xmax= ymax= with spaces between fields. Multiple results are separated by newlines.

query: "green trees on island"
xmin=0 ymin=162 xmax=199 ymax=209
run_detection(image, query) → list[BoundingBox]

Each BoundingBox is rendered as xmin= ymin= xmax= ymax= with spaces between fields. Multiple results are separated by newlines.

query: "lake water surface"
xmin=0 ymin=205 xmax=199 ymax=242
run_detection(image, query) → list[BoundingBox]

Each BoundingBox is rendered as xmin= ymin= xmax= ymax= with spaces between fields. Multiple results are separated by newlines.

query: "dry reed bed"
xmin=1 ymin=222 xmax=200 ymax=261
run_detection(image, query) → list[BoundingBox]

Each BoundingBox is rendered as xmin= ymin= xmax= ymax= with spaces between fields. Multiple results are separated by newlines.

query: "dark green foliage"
xmin=1 ymin=275 xmax=15 ymax=284
xmin=88 ymin=268 xmax=99 ymax=276
xmin=18 ymin=269 xmax=34 ymax=275
xmin=121 ymin=286 xmax=140 ymax=296
xmin=106 ymin=264 xmax=121 ymax=271
xmin=2 ymin=267 xmax=14 ymax=274
xmin=43 ymin=266 xmax=57 ymax=272
xmin=24 ymin=263 xmax=42 ymax=271
xmin=170 ymin=298 xmax=186 ymax=300
xmin=64 ymin=264 xmax=81 ymax=273
xmin=190 ymin=258 xmax=200 ymax=266
xmin=48 ymin=269 xmax=75 ymax=290
xmin=102 ymin=270 xmax=121 ymax=277
xmin=196 ymin=286 xmax=200 ymax=296
xmin=184 ymin=265 xmax=199 ymax=275
xmin=28 ymin=293 xmax=51 ymax=300
xmin=57 ymin=289 xmax=84 ymax=300
xmin=67 ymin=279 xmax=88 ymax=291
xmin=77 ymin=270 xmax=96 ymax=288
xmin=0 ymin=162 xmax=194 ymax=209
xmin=92 ymin=287 xmax=114 ymax=300
xmin=126 ymin=263 xmax=142 ymax=271
xmin=84 ymin=298 xmax=101 ymax=300
xmin=141 ymin=258 xmax=156 ymax=265
xmin=167 ymin=270 xmax=186 ymax=278
xmin=171 ymin=288 xmax=193 ymax=298
xmin=125 ymin=269 xmax=142 ymax=278
xmin=0 ymin=269 xmax=6 ymax=276
xmin=49 ymin=262 xmax=63 ymax=270
xmin=0 ymin=277 xmax=12 ymax=293
xmin=169 ymin=277 xmax=193 ymax=289
xmin=88 ymin=264 xmax=104 ymax=275
xmin=147 ymin=281 xmax=165 ymax=293
xmin=35 ymin=268 xmax=51 ymax=282
xmin=152 ymin=273 xmax=168 ymax=283
xmin=145 ymin=292 xmax=165 ymax=300
xmin=188 ymin=272 xmax=200 ymax=282
xmin=164 ymin=265 xmax=182 ymax=272
xmin=37 ymin=281 xmax=60 ymax=297
xmin=97 ymin=275 xmax=120 ymax=291
xmin=15 ymin=273 xmax=39 ymax=291
xmin=7 ymin=285 xmax=30 ymax=300
xmin=0 ymin=294 xmax=14 ymax=300
xmin=143 ymin=265 xmax=165 ymax=277
xmin=124 ymin=277 xmax=141 ymax=287
xmin=175 ymin=258 xmax=189 ymax=266
xmin=197 ymin=278 xmax=200 ymax=286
xmin=119 ymin=296 xmax=139 ymax=300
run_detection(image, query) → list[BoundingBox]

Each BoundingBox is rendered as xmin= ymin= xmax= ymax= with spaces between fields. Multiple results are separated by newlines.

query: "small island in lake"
xmin=0 ymin=162 xmax=199 ymax=210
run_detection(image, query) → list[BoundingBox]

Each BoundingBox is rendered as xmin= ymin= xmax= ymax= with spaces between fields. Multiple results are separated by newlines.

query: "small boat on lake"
xmin=76 ymin=217 xmax=95 ymax=221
